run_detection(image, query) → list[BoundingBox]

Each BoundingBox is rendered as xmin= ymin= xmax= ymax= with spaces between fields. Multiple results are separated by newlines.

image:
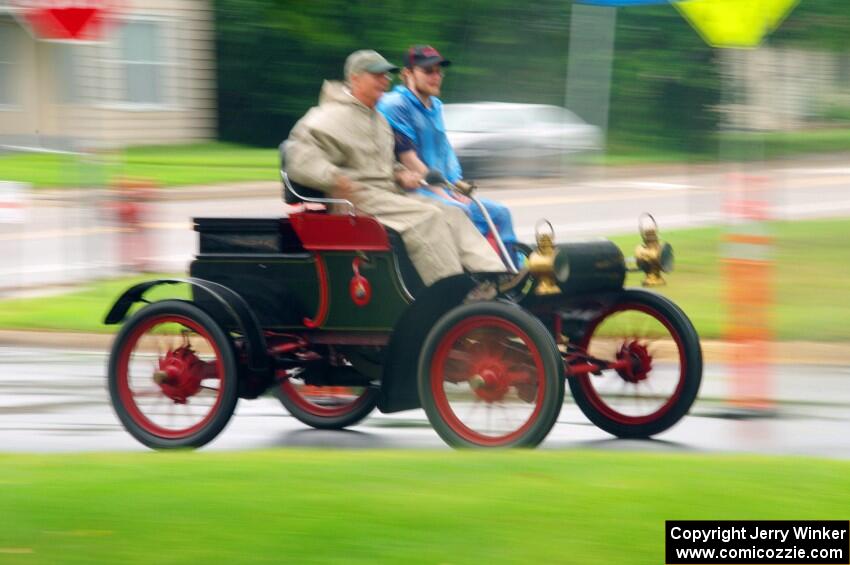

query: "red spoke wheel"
xmin=107 ymin=300 xmax=239 ymax=449
xmin=418 ymin=301 xmax=564 ymax=448
xmin=276 ymin=376 xmax=378 ymax=430
xmin=567 ymin=289 xmax=702 ymax=438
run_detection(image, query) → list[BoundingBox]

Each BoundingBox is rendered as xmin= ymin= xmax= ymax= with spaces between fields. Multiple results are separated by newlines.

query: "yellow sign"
xmin=674 ymin=0 xmax=799 ymax=48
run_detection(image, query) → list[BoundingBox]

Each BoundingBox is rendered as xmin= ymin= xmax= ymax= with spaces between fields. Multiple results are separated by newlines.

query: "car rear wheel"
xmin=275 ymin=377 xmax=378 ymax=430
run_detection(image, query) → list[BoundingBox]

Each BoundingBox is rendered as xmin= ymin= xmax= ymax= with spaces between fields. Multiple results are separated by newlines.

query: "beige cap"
xmin=344 ymin=50 xmax=400 ymax=79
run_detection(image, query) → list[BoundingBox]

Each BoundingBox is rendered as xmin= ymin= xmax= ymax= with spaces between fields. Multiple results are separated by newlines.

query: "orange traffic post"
xmin=722 ymin=173 xmax=774 ymax=410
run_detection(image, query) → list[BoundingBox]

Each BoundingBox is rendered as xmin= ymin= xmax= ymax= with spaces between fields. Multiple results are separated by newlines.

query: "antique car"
xmin=103 ymin=152 xmax=702 ymax=450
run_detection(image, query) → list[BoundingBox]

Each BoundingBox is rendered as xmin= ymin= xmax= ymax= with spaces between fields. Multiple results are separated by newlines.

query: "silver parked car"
xmin=442 ymin=102 xmax=601 ymax=178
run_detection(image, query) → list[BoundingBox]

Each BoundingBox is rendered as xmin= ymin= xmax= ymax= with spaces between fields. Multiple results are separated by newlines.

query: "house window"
xmin=0 ymin=21 xmax=17 ymax=106
xmin=119 ymin=20 xmax=167 ymax=105
xmin=53 ymin=44 xmax=77 ymax=104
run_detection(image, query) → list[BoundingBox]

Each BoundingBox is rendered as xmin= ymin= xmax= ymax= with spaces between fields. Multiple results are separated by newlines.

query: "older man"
xmin=286 ymin=50 xmax=504 ymax=286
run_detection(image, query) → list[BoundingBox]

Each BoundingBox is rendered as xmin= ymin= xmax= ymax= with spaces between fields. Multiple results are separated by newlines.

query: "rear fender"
xmin=379 ymin=275 xmax=477 ymax=413
xmin=104 ymin=277 xmax=269 ymax=374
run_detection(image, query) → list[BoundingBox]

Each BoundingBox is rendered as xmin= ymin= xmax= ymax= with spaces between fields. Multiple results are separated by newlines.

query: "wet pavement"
xmin=1 ymin=347 xmax=849 ymax=457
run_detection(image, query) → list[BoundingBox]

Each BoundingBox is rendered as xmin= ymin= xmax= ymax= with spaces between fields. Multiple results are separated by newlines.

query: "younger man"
xmin=377 ymin=45 xmax=519 ymax=262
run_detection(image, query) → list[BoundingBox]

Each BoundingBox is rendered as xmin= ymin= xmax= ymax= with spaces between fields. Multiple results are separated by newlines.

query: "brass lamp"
xmin=634 ymin=213 xmax=674 ymax=287
xmin=528 ymin=220 xmax=560 ymax=295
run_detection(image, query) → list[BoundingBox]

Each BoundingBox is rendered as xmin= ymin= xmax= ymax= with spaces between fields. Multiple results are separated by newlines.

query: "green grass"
xmin=610 ymin=217 xmax=850 ymax=341
xmin=0 ymin=143 xmax=278 ymax=189
xmin=723 ymin=128 xmax=850 ymax=161
xmin=1 ymin=218 xmax=848 ymax=340
xmin=601 ymin=136 xmax=715 ymax=166
xmin=597 ymin=128 xmax=850 ymax=166
xmin=0 ymin=274 xmax=187 ymax=333
xmin=0 ymin=450 xmax=846 ymax=564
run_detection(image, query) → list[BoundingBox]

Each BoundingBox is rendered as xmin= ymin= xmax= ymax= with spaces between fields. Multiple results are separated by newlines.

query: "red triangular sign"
xmin=48 ymin=8 xmax=100 ymax=38
xmin=12 ymin=2 xmax=114 ymax=41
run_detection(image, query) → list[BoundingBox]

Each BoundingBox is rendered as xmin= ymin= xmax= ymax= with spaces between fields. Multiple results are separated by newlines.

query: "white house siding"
xmin=0 ymin=0 xmax=217 ymax=149
xmin=720 ymin=47 xmax=847 ymax=131
xmin=0 ymin=17 xmax=41 ymax=140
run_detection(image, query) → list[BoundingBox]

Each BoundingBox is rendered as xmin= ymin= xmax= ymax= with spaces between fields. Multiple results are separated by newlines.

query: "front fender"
xmin=104 ymin=277 xmax=269 ymax=373
xmin=524 ymin=288 xmax=643 ymax=343
xmin=378 ymin=274 xmax=478 ymax=413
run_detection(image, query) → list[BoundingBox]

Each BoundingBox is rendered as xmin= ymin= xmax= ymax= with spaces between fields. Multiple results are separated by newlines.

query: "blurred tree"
xmin=609 ymin=4 xmax=720 ymax=152
xmin=214 ymin=0 xmax=848 ymax=150
xmin=215 ymin=0 xmax=574 ymax=145
xmin=770 ymin=0 xmax=850 ymax=51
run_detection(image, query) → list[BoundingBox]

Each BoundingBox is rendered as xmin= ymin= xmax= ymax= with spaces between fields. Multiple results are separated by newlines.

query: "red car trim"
xmin=303 ymin=254 xmax=329 ymax=329
xmin=349 ymin=257 xmax=372 ymax=307
xmin=290 ymin=212 xmax=391 ymax=251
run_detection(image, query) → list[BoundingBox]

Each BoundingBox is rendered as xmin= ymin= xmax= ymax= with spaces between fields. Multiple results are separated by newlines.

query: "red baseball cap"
xmin=405 ymin=45 xmax=452 ymax=69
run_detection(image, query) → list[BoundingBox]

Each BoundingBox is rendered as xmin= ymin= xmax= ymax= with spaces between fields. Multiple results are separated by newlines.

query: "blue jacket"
xmin=377 ymin=86 xmax=463 ymax=183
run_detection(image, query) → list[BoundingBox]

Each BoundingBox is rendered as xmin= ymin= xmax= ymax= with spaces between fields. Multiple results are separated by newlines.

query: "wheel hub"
xmin=155 ymin=346 xmax=208 ymax=403
xmin=615 ymin=341 xmax=653 ymax=383
xmin=469 ymin=363 xmax=510 ymax=402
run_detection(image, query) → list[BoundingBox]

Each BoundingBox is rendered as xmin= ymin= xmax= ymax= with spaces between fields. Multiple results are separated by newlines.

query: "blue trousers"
xmin=413 ymin=187 xmax=518 ymax=256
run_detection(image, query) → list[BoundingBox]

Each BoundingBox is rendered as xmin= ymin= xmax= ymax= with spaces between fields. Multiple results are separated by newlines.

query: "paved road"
xmin=2 ymin=347 xmax=848 ymax=457
xmin=2 ymin=159 xmax=849 ymax=290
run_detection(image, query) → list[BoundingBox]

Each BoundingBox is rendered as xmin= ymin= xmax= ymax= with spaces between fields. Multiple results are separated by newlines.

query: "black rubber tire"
xmin=107 ymin=300 xmax=239 ymax=449
xmin=567 ymin=289 xmax=702 ymax=438
xmin=275 ymin=382 xmax=378 ymax=430
xmin=418 ymin=301 xmax=564 ymax=448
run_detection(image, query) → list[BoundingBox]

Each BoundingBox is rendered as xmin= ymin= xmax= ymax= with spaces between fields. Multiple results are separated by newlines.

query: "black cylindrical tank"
xmin=552 ymin=240 xmax=626 ymax=294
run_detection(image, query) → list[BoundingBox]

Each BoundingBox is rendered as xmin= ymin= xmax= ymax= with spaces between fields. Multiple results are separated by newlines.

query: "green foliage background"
xmin=213 ymin=1 xmax=850 ymax=149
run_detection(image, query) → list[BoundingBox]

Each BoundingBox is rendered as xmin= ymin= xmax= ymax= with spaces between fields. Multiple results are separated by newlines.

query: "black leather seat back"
xmin=385 ymin=228 xmax=425 ymax=297
xmin=279 ymin=141 xmax=327 ymax=205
